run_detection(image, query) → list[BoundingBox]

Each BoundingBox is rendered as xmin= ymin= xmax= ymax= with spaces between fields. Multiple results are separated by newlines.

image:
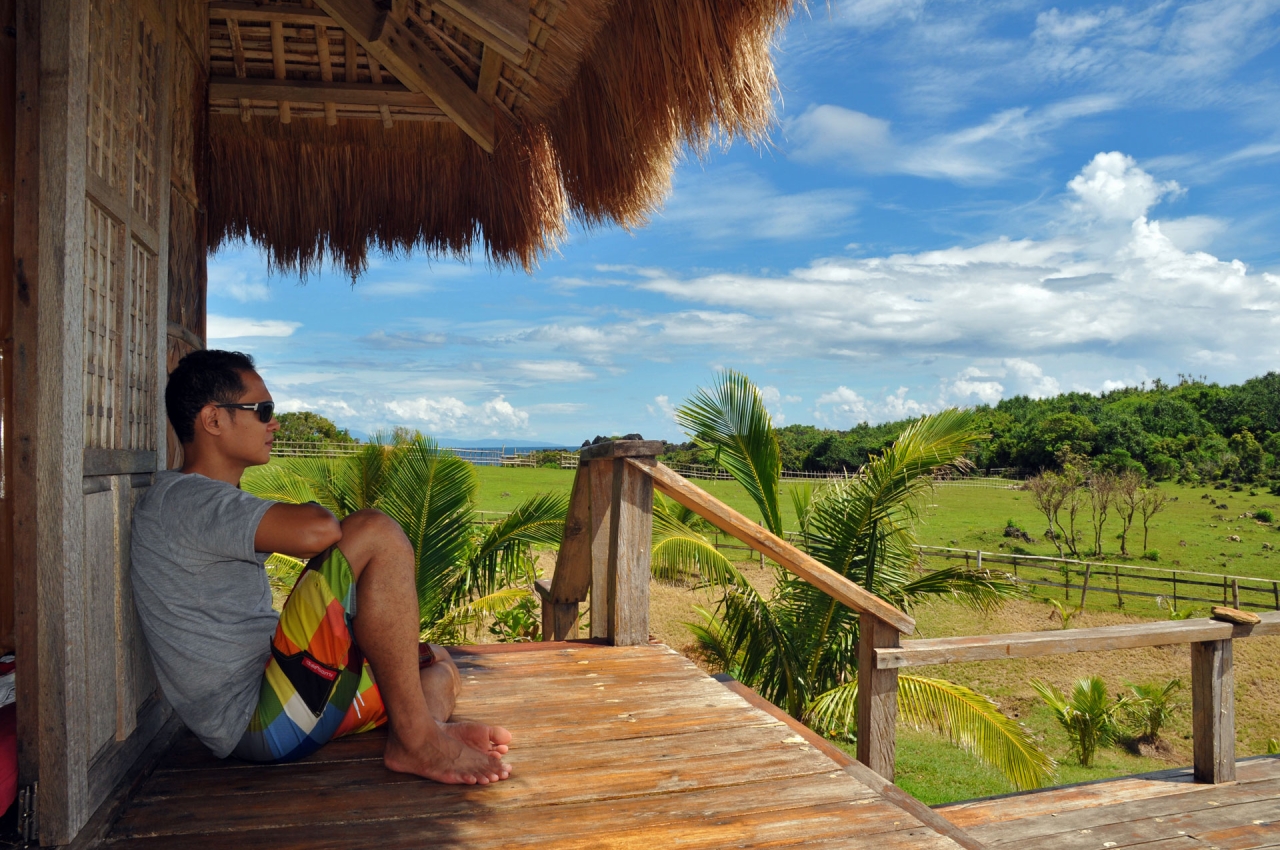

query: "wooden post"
xmin=581 ymin=440 xmax=663 ymax=646
xmin=1272 ymin=581 xmax=1278 ymax=611
xmin=534 ymin=579 xmax=577 ymax=642
xmin=1222 ymin=575 xmax=1228 ymax=606
xmin=1191 ymin=639 xmax=1235 ymax=783
xmin=1172 ymin=571 xmax=1178 ymax=612
xmin=1079 ymin=563 xmax=1093 ymax=609
xmin=1231 ymin=579 xmax=1240 ymax=610
xmin=1116 ymin=567 xmax=1124 ymax=609
xmin=857 ymin=614 xmax=900 ymax=781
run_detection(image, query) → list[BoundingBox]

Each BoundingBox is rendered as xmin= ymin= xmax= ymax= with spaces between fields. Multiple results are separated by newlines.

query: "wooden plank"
xmin=435 ymin=0 xmax=527 ymax=56
xmin=209 ymin=2 xmax=333 ymax=25
xmin=269 ymin=20 xmax=291 ymax=123
xmin=857 ymin=613 xmax=900 ymax=781
xmin=12 ymin=0 xmax=41 ymax=794
xmin=1192 ymin=638 xmax=1235 ymax=783
xmin=224 ymin=18 xmax=252 ymax=122
xmin=314 ymin=0 xmax=496 ymax=151
xmin=877 ymin=612 xmax=1280 ymax=669
xmin=610 ymin=456 xmax=654 ymax=645
xmin=208 ymin=78 xmax=434 ymax=107
xmin=587 ymin=457 xmax=613 ymax=640
xmin=82 ymin=448 xmax=157 ymax=477
xmin=366 ymin=53 xmax=394 ymax=126
xmin=34 ymin=0 xmax=93 ymax=840
xmin=550 ymin=462 xmax=591 ymax=603
xmin=477 ymin=43 xmax=502 ymax=102
xmin=0 ymin=0 xmax=13 ymax=658
xmin=635 ymin=460 xmax=916 ymax=636
xmin=314 ymin=22 xmax=338 ymax=125
xmin=82 ymin=487 xmax=118 ymax=758
xmin=108 ymin=777 xmax=917 ymax=850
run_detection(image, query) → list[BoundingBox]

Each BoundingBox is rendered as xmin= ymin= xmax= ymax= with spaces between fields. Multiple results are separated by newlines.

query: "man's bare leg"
xmin=336 ymin=510 xmax=512 ymax=784
xmin=420 ymin=645 xmax=460 ymax=721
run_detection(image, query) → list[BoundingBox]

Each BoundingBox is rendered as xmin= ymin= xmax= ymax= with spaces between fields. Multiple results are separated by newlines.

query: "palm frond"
xmin=468 ymin=491 xmax=568 ymax=597
xmin=685 ymin=604 xmax=739 ymax=672
xmin=421 ymin=587 xmax=531 ymax=644
xmin=674 ymin=369 xmax=784 ymax=535
xmin=241 ymin=462 xmax=332 ymax=512
xmin=896 ymin=565 xmax=1023 ymax=613
xmin=807 ymin=676 xmax=1056 ymax=791
xmin=652 ymin=495 xmax=741 ymax=584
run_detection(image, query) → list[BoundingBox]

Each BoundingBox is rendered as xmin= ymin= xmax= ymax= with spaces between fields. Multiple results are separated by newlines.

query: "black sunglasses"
xmin=215 ymin=401 xmax=276 ymax=423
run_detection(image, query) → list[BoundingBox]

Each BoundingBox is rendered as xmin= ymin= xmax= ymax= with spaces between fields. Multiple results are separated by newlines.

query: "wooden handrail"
xmin=628 ymin=459 xmax=916 ymax=636
xmin=875 ymin=612 xmax=1280 ymax=669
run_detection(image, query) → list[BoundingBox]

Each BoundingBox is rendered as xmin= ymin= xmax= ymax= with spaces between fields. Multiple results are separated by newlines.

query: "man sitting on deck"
xmin=131 ymin=349 xmax=512 ymax=784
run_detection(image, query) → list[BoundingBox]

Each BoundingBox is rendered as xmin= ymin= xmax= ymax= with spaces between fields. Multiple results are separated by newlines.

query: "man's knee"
xmin=341 ymin=509 xmax=411 ymax=550
xmin=337 ymin=509 xmax=412 ymax=571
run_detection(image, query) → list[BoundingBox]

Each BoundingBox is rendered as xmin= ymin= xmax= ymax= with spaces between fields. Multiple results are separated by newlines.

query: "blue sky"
xmin=208 ymin=0 xmax=1280 ymax=445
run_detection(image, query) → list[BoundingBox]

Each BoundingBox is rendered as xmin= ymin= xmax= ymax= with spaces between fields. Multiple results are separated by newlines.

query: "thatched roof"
xmin=207 ymin=0 xmax=798 ymax=276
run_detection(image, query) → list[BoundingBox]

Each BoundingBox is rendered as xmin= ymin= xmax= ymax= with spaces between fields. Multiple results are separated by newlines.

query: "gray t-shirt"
xmin=131 ymin=470 xmax=278 ymax=757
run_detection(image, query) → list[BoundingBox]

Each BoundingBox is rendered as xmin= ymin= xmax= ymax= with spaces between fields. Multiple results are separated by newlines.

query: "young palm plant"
xmin=673 ymin=370 xmax=1054 ymax=790
xmin=242 ymin=436 xmax=567 ymax=640
xmin=1122 ymin=679 xmax=1182 ymax=744
xmin=1032 ymin=677 xmax=1128 ymax=767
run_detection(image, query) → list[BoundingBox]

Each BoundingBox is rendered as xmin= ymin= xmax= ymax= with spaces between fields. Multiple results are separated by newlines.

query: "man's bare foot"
xmin=384 ymin=721 xmax=513 ymax=785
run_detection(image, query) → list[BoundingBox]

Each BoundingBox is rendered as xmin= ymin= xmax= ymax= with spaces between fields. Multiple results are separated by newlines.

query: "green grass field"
xmin=475 ymin=467 xmax=1280 ymax=581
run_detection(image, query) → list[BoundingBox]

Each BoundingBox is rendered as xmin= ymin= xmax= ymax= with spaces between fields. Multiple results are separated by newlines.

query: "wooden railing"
xmin=875 ymin=613 xmax=1279 ymax=784
xmin=535 ymin=439 xmax=1277 ymax=787
xmin=535 ymin=439 xmax=915 ymax=778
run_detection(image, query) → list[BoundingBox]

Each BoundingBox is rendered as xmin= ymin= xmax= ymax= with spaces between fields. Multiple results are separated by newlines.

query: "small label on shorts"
xmin=302 ymin=656 xmax=338 ymax=681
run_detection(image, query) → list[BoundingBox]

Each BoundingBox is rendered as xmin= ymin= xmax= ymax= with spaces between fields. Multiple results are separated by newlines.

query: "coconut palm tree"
xmin=669 ymin=370 xmax=1055 ymax=790
xmin=1033 ymin=677 xmax=1128 ymax=767
xmin=242 ymin=436 xmax=567 ymax=641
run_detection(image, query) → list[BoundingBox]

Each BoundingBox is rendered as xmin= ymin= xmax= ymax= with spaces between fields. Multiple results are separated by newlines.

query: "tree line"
xmin=668 ymin=372 xmax=1280 ymax=486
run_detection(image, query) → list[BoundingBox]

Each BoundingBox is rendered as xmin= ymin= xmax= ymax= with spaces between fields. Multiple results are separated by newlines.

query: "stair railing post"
xmin=581 ymin=439 xmax=663 ymax=646
xmin=857 ymin=613 xmax=900 ymax=781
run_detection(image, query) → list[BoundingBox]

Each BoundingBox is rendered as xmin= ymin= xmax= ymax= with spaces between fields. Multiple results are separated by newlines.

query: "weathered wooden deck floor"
xmin=82 ymin=642 xmax=978 ymax=849
xmin=938 ymin=754 xmax=1280 ymax=849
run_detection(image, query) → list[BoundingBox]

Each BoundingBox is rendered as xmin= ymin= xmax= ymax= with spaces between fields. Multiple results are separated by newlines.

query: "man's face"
xmin=215 ymin=370 xmax=280 ymax=467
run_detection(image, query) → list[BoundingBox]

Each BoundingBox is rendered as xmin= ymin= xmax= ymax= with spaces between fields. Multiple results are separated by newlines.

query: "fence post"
xmin=1222 ymin=575 xmax=1229 ymax=606
xmin=581 ymin=439 xmax=663 ymax=646
xmin=1172 ymin=571 xmax=1178 ymax=612
xmin=1079 ymin=563 xmax=1093 ymax=609
xmin=857 ymin=613 xmax=899 ymax=781
xmin=1273 ymin=581 xmax=1278 ymax=611
xmin=1115 ymin=567 xmax=1124 ymax=609
xmin=540 ymin=459 xmax=594 ymax=640
xmin=1191 ymin=639 xmax=1235 ymax=783
xmin=1231 ymin=579 xmax=1240 ymax=610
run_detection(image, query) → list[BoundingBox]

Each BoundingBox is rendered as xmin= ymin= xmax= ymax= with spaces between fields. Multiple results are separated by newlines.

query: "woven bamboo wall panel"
xmin=126 ymin=240 xmax=158 ymax=451
xmin=170 ymin=41 xmax=202 ymax=205
xmin=87 ymin=0 xmax=133 ymax=192
xmin=84 ymin=201 xmax=125 ymax=450
xmin=132 ymin=13 xmax=163 ymax=229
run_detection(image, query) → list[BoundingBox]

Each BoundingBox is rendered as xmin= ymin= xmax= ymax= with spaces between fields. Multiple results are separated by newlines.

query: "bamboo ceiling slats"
xmin=206 ymin=0 xmax=547 ymax=126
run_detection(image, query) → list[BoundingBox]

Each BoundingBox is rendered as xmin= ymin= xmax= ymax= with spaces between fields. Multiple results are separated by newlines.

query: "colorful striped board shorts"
xmin=232 ymin=545 xmax=426 ymax=763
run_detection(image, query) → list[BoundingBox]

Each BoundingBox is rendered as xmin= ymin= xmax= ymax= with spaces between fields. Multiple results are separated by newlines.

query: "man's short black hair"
xmin=166 ymin=349 xmax=257 ymax=444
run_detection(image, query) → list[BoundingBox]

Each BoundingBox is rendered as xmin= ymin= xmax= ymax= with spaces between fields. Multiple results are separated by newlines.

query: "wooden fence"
xmin=919 ymin=546 xmax=1280 ymax=612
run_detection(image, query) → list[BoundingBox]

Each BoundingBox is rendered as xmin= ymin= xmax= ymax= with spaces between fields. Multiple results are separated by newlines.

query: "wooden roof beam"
xmin=432 ymin=0 xmax=528 ymax=63
xmin=209 ymin=78 xmax=436 ymax=109
xmin=313 ymin=0 xmax=496 ymax=152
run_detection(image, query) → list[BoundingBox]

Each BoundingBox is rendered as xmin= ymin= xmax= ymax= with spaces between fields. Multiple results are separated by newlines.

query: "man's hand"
xmin=255 ymin=503 xmax=342 ymax=559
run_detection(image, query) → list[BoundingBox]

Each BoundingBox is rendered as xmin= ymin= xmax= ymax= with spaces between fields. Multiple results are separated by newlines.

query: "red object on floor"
xmin=0 ymin=703 xmax=15 ymax=814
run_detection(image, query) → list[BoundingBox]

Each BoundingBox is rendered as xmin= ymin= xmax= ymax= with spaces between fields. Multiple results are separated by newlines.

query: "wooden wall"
xmin=14 ymin=0 xmax=208 ymax=842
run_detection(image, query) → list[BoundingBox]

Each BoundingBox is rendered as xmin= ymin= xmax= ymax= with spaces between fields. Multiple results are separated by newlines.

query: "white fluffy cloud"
xmin=1069 ymin=152 xmax=1183 ymax=221
xmin=208 ymin=315 xmax=301 ymax=339
xmin=208 ymin=267 xmax=269 ymax=302
xmin=813 ymin=386 xmax=933 ymax=427
xmin=513 ymin=360 xmax=595 ymax=382
xmin=385 ymin=395 xmax=529 ymax=435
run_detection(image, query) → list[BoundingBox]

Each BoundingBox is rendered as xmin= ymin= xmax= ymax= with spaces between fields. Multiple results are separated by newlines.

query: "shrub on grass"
xmin=1122 ymin=679 xmax=1182 ymax=743
xmin=1032 ymin=677 xmax=1129 ymax=767
xmin=1256 ymin=508 xmax=1275 ymax=523
xmin=1142 ymin=549 xmax=1160 ymax=561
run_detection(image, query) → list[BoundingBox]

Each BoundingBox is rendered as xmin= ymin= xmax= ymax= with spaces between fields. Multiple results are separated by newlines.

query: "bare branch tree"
xmin=1115 ymin=470 xmax=1143 ymax=557
xmin=1088 ymin=472 xmax=1118 ymax=557
xmin=1027 ymin=472 xmax=1067 ymax=557
xmin=1139 ymin=486 xmax=1170 ymax=553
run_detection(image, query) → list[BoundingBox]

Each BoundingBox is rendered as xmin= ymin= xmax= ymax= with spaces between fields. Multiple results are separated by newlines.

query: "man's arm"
xmin=255 ymin=503 xmax=343 ymax=559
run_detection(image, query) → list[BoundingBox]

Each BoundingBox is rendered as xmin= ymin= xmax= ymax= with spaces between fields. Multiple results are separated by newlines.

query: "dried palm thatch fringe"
xmin=209 ymin=0 xmax=799 ymax=277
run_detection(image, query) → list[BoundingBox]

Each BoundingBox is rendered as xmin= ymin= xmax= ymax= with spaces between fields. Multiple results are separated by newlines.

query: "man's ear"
xmin=196 ymin=404 xmax=226 ymax=438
